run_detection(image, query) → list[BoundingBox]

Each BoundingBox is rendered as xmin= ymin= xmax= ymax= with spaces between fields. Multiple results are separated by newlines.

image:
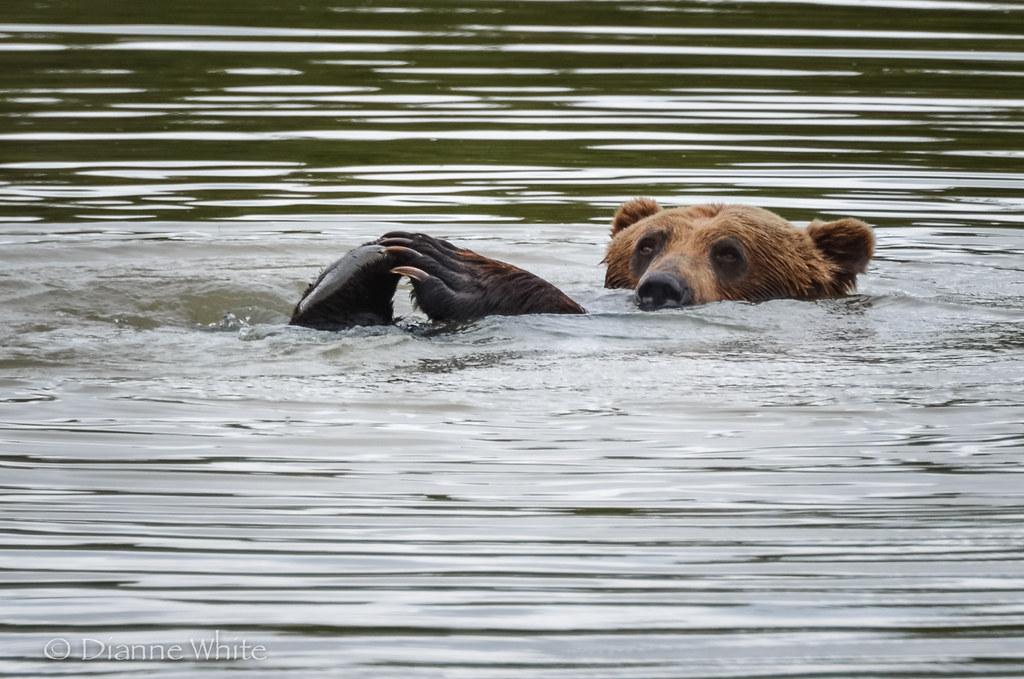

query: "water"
xmin=2 ymin=1 xmax=1024 ymax=676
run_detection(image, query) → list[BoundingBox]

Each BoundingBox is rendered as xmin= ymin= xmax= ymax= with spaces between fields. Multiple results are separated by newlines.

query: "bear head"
xmin=603 ymin=199 xmax=874 ymax=309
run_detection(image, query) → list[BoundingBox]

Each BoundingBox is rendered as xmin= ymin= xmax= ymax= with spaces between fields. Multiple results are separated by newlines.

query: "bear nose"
xmin=636 ymin=272 xmax=693 ymax=310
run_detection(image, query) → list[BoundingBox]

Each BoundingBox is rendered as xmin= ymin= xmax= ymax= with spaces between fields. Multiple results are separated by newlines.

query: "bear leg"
xmin=289 ymin=244 xmax=400 ymax=330
xmin=379 ymin=232 xmax=586 ymax=322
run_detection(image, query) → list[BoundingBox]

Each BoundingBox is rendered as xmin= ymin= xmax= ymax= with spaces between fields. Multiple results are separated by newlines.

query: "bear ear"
xmin=807 ymin=217 xmax=875 ymax=288
xmin=611 ymin=197 xmax=661 ymax=237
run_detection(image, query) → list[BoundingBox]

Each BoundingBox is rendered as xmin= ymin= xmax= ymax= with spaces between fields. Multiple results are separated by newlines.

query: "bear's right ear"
xmin=611 ymin=197 xmax=661 ymax=237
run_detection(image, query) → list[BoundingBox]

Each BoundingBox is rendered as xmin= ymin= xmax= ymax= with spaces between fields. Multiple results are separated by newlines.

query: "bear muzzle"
xmin=635 ymin=271 xmax=694 ymax=310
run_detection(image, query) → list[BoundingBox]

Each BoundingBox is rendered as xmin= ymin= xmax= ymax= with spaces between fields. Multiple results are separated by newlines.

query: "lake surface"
xmin=2 ymin=1 xmax=1024 ymax=677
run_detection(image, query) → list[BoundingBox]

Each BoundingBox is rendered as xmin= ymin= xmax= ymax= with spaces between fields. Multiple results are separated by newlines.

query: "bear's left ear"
xmin=611 ymin=197 xmax=661 ymax=237
xmin=807 ymin=217 xmax=875 ymax=288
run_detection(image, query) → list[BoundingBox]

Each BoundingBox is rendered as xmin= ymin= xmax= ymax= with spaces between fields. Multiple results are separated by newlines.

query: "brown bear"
xmin=289 ymin=200 xmax=874 ymax=330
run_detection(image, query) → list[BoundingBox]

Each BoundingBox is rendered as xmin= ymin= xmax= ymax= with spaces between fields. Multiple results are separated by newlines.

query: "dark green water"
xmin=1 ymin=1 xmax=1023 ymax=677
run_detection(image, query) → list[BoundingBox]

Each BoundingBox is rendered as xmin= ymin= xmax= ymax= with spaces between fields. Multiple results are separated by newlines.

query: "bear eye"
xmin=711 ymin=239 xmax=747 ymax=277
xmin=636 ymin=236 xmax=659 ymax=257
xmin=715 ymin=245 xmax=740 ymax=264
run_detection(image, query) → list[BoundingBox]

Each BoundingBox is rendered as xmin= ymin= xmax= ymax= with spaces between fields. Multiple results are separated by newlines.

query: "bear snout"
xmin=635 ymin=272 xmax=693 ymax=310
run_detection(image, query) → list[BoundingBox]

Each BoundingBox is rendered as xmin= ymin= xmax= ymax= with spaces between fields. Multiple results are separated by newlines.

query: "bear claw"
xmin=391 ymin=266 xmax=431 ymax=282
xmin=382 ymin=245 xmax=423 ymax=259
xmin=378 ymin=237 xmax=415 ymax=247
